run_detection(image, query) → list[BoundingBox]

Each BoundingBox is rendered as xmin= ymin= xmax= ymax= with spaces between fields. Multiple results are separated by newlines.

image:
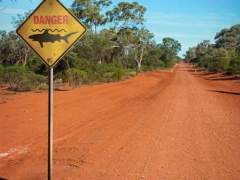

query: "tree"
xmin=186 ymin=24 xmax=240 ymax=73
xmin=11 ymin=12 xmax=32 ymax=66
xmin=215 ymin=24 xmax=240 ymax=51
xmin=133 ymin=28 xmax=154 ymax=70
xmin=0 ymin=31 xmax=31 ymax=66
xmin=185 ymin=47 xmax=196 ymax=62
xmin=236 ymin=37 xmax=240 ymax=54
xmin=72 ymin=29 xmax=117 ymax=65
xmin=195 ymin=40 xmax=211 ymax=57
xmin=161 ymin=38 xmax=181 ymax=56
xmin=12 ymin=11 xmax=31 ymax=28
xmin=0 ymin=0 xmax=182 ymax=89
xmin=142 ymin=45 xmax=165 ymax=69
xmin=71 ymin=0 xmax=112 ymax=33
xmin=106 ymin=1 xmax=146 ymax=29
xmin=159 ymin=37 xmax=181 ymax=66
xmin=108 ymin=27 xmax=155 ymax=70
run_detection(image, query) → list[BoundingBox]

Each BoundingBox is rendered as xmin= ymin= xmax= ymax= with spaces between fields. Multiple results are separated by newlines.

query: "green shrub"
xmin=102 ymin=72 xmax=116 ymax=82
xmin=102 ymin=68 xmax=124 ymax=81
xmin=1 ymin=66 xmax=27 ymax=90
xmin=203 ymin=56 xmax=231 ymax=72
xmin=141 ymin=65 xmax=155 ymax=71
xmin=165 ymin=59 xmax=177 ymax=68
xmin=0 ymin=65 xmax=3 ymax=71
xmin=37 ymin=83 xmax=48 ymax=90
xmin=228 ymin=57 xmax=240 ymax=74
xmin=64 ymin=68 xmax=88 ymax=87
xmin=124 ymin=70 xmax=137 ymax=77
xmin=217 ymin=57 xmax=231 ymax=71
xmin=0 ymin=65 xmax=3 ymax=83
xmin=102 ymin=69 xmax=125 ymax=82
xmin=1 ymin=65 xmax=46 ymax=91
xmin=27 ymin=55 xmax=46 ymax=74
xmin=206 ymin=57 xmax=219 ymax=72
xmin=94 ymin=63 xmax=129 ymax=82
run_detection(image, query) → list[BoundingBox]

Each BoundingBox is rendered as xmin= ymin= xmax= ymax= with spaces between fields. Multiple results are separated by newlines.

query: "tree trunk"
xmin=65 ymin=58 xmax=70 ymax=69
xmin=23 ymin=53 xmax=28 ymax=66
xmin=135 ymin=46 xmax=145 ymax=71
xmin=137 ymin=61 xmax=141 ymax=70
xmin=94 ymin=24 xmax=97 ymax=34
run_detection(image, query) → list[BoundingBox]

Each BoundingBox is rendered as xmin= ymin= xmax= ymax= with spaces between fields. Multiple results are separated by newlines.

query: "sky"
xmin=0 ymin=0 xmax=240 ymax=56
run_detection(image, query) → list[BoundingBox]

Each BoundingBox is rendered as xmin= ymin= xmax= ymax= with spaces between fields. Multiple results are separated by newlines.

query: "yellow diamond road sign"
xmin=17 ymin=0 xmax=87 ymax=67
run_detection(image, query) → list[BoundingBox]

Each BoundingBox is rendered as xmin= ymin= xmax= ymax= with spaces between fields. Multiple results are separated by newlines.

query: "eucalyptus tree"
xmin=159 ymin=37 xmax=181 ymax=66
xmin=185 ymin=47 xmax=197 ymax=62
xmin=72 ymin=28 xmax=117 ymax=65
xmin=133 ymin=28 xmax=154 ymax=70
xmin=12 ymin=11 xmax=32 ymax=28
xmin=106 ymin=1 xmax=146 ymax=30
xmin=71 ymin=0 xmax=112 ymax=33
xmin=105 ymin=1 xmax=147 ymax=69
xmin=215 ymin=24 xmax=240 ymax=51
xmin=0 ymin=31 xmax=30 ymax=65
xmin=237 ymin=38 xmax=240 ymax=54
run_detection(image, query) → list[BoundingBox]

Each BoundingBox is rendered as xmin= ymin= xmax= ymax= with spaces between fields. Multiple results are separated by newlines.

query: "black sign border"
xmin=16 ymin=0 xmax=87 ymax=68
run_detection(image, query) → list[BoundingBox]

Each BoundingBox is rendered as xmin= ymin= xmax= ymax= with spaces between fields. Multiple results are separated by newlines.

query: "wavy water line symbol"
xmin=31 ymin=29 xmax=67 ymax=33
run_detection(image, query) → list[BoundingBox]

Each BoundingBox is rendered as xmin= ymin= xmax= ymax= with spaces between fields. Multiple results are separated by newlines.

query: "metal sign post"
xmin=48 ymin=67 xmax=54 ymax=180
xmin=16 ymin=0 xmax=87 ymax=179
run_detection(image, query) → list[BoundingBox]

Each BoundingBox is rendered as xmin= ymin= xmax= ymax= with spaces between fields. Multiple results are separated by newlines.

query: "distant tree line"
xmin=185 ymin=24 xmax=240 ymax=74
xmin=0 ymin=0 xmax=181 ymax=91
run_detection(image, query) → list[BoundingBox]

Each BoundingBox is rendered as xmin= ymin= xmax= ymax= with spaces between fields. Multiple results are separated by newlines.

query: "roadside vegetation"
xmin=185 ymin=24 xmax=240 ymax=74
xmin=0 ymin=0 xmax=181 ymax=91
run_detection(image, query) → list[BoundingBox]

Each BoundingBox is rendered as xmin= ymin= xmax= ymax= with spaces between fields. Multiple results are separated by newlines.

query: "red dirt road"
xmin=1 ymin=63 xmax=240 ymax=180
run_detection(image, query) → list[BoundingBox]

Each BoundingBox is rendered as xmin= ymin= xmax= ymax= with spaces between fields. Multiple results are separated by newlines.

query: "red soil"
xmin=0 ymin=63 xmax=240 ymax=180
